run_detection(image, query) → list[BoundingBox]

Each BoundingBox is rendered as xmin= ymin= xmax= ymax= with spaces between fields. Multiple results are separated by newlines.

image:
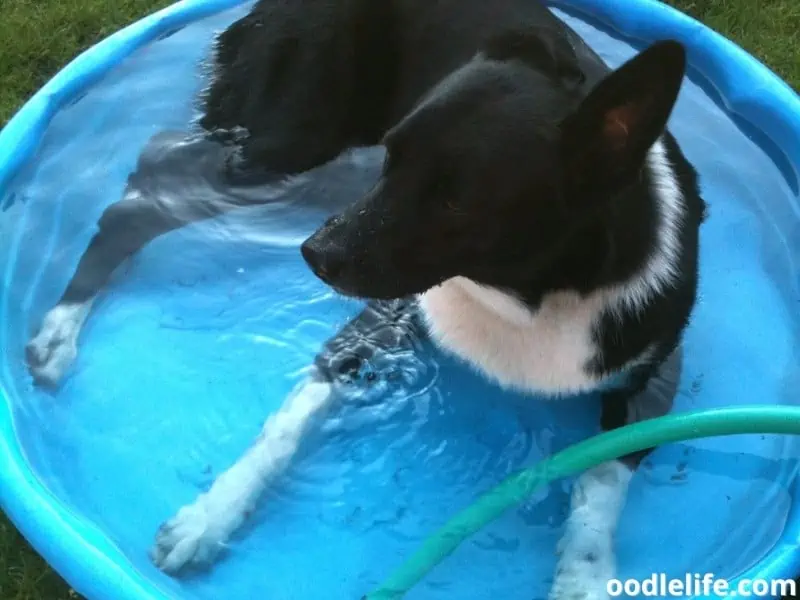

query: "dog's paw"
xmin=26 ymin=302 xmax=91 ymax=387
xmin=549 ymin=553 xmax=613 ymax=600
xmin=549 ymin=528 xmax=614 ymax=600
xmin=150 ymin=498 xmax=233 ymax=574
xmin=150 ymin=489 xmax=248 ymax=575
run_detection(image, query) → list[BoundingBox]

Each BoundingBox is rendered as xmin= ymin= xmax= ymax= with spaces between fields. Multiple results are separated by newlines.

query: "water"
xmin=1 ymin=2 xmax=800 ymax=599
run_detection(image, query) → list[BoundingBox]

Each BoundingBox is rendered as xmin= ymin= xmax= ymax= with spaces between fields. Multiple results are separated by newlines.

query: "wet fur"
xmin=26 ymin=0 xmax=706 ymax=596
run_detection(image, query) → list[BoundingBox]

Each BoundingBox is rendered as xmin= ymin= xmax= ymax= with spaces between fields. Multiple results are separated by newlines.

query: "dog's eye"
xmin=444 ymin=198 xmax=461 ymax=212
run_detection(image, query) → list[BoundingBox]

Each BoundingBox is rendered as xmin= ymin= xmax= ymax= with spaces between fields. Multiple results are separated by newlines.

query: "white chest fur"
xmin=417 ymin=140 xmax=682 ymax=396
xmin=419 ymin=277 xmax=612 ymax=395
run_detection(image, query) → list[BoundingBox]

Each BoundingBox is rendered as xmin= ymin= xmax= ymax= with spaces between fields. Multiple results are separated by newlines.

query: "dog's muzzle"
xmin=301 ymin=217 xmax=349 ymax=286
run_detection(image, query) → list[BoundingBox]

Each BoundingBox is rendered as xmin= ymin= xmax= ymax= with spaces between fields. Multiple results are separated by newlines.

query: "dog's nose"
xmin=300 ymin=238 xmax=344 ymax=284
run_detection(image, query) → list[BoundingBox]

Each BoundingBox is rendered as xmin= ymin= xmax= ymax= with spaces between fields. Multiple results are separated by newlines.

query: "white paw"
xmin=549 ymin=526 xmax=614 ymax=600
xmin=150 ymin=492 xmax=247 ymax=574
xmin=150 ymin=378 xmax=332 ymax=575
xmin=26 ymin=302 xmax=92 ymax=387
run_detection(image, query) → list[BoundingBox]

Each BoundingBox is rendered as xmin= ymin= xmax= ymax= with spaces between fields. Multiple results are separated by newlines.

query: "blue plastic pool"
xmin=1 ymin=1 xmax=800 ymax=599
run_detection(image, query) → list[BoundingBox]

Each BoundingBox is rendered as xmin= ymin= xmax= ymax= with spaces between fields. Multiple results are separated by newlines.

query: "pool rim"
xmin=0 ymin=0 xmax=798 ymax=598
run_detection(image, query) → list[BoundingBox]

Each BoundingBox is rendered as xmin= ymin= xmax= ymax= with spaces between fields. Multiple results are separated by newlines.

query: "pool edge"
xmin=0 ymin=2 xmax=246 ymax=600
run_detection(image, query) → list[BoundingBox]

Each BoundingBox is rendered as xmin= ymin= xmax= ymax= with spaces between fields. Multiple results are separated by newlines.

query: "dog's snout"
xmin=300 ymin=238 xmax=324 ymax=273
xmin=301 ymin=236 xmax=346 ymax=284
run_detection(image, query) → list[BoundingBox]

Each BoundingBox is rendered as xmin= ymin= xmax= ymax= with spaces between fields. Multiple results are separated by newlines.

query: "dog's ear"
xmin=483 ymin=27 xmax=585 ymax=87
xmin=560 ymin=40 xmax=686 ymax=197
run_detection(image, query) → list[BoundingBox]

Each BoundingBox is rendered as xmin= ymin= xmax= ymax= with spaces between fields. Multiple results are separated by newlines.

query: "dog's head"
xmin=301 ymin=34 xmax=686 ymax=299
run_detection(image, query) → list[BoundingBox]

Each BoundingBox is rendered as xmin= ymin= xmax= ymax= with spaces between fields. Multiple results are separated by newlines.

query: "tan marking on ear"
xmin=604 ymin=106 xmax=631 ymax=147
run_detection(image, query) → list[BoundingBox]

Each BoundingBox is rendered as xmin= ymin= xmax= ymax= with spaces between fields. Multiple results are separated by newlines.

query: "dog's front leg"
xmin=150 ymin=299 xmax=423 ymax=574
xmin=549 ymin=347 xmax=682 ymax=600
xmin=150 ymin=375 xmax=334 ymax=574
xmin=549 ymin=459 xmax=633 ymax=600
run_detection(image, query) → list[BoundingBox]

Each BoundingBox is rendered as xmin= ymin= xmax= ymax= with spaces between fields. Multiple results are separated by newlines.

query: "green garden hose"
xmin=364 ymin=405 xmax=800 ymax=599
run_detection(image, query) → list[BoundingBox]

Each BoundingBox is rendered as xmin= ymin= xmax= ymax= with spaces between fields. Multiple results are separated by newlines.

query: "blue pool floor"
xmin=1 ymin=2 xmax=800 ymax=599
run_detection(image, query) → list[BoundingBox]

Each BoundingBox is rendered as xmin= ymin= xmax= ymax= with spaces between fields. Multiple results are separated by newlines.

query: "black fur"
xmin=35 ymin=0 xmax=706 ymax=464
xmin=281 ymin=1 xmax=706 ymax=445
xmin=202 ymin=0 xmax=399 ymax=174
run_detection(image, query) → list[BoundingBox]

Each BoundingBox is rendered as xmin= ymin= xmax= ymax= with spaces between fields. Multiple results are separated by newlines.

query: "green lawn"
xmin=0 ymin=0 xmax=798 ymax=598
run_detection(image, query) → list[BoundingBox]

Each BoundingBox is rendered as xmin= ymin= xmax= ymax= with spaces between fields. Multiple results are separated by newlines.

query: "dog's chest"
xmin=418 ymin=277 xmax=608 ymax=395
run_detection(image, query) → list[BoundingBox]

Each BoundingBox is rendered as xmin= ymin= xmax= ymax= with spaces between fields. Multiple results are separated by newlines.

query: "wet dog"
xmin=26 ymin=0 xmax=705 ymax=597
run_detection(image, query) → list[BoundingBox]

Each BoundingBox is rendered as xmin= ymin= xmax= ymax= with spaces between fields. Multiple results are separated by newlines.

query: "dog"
xmin=25 ymin=0 xmax=706 ymax=597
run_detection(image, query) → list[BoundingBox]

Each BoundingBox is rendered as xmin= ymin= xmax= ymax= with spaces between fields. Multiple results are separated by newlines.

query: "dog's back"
xmin=201 ymin=0 xmax=611 ymax=151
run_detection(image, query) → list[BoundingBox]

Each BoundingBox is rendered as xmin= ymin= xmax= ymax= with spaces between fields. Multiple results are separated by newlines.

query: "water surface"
xmin=0 ymin=2 xmax=799 ymax=598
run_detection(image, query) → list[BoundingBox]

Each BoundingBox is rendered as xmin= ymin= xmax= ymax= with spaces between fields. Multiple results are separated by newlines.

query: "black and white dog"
xmin=25 ymin=0 xmax=706 ymax=597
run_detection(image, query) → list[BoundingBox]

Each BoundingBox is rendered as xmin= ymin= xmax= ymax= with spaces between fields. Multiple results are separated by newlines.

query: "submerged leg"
xmin=151 ymin=375 xmax=335 ymax=573
xmin=549 ymin=348 xmax=682 ymax=600
xmin=25 ymin=133 xmax=291 ymax=387
xmin=150 ymin=299 xmax=424 ymax=574
xmin=26 ymin=0 xmax=395 ymax=387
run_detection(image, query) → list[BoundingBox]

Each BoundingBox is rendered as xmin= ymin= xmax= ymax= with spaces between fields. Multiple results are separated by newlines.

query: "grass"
xmin=0 ymin=0 xmax=798 ymax=598
xmin=664 ymin=0 xmax=800 ymax=89
xmin=0 ymin=0 xmax=172 ymax=128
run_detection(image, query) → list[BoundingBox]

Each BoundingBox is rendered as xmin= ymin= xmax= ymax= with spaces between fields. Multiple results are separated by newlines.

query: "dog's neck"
xmin=418 ymin=137 xmax=685 ymax=394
